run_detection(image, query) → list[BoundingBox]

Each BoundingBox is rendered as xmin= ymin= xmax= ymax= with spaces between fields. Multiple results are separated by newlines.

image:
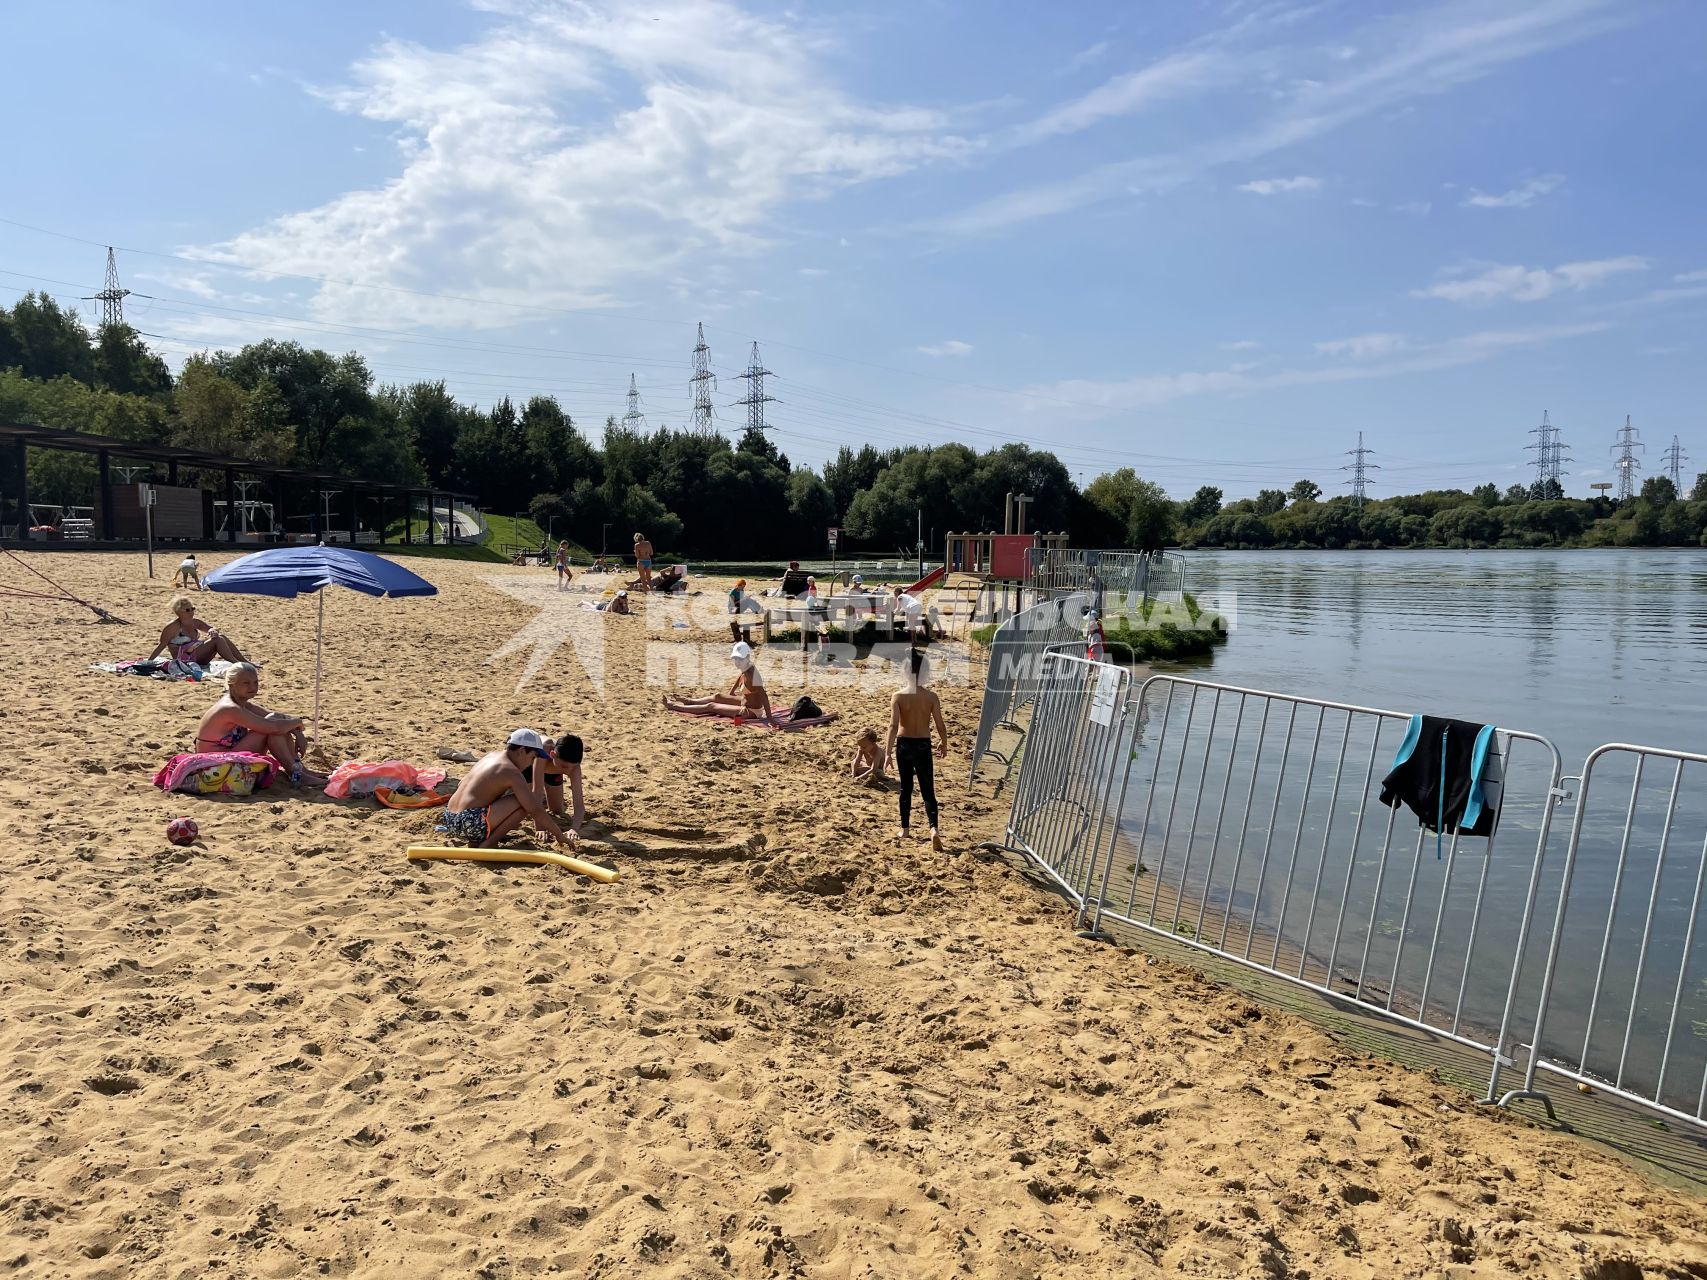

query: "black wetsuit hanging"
xmin=1378 ymin=715 xmax=1499 ymax=854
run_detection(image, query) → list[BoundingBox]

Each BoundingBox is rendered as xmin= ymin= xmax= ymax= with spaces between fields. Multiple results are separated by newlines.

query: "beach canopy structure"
xmin=204 ymin=545 xmax=437 ymax=740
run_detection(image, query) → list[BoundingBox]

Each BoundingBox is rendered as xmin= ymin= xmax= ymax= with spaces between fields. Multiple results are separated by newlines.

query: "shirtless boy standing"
xmin=438 ymin=728 xmax=575 ymax=849
xmin=884 ymin=648 xmax=949 ymax=850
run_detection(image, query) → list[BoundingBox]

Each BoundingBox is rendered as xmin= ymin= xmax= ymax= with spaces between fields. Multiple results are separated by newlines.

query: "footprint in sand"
xmin=579 ymin=822 xmax=763 ymax=862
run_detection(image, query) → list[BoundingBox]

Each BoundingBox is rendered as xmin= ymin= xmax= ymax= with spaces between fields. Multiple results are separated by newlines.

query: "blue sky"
xmin=3 ymin=0 xmax=1704 ymax=498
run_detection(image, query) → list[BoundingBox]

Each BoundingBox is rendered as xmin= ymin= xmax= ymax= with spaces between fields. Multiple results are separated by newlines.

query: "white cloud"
xmin=1239 ymin=174 xmax=1321 ymax=195
xmin=1314 ymin=332 xmax=1409 ymax=359
xmin=1015 ymin=50 xmax=1226 ymax=144
xmin=1062 ymin=40 xmax=1111 ymax=74
xmin=1463 ymin=173 xmax=1564 ymax=208
xmin=193 ymin=0 xmax=974 ymax=329
xmin=1220 ymin=339 xmax=1261 ymax=351
xmin=939 ymin=0 xmax=1625 ymax=236
xmin=1673 ymin=268 xmax=1707 ymax=284
xmin=918 ymin=339 xmax=974 ymax=357
xmin=798 ymin=267 xmax=829 ymax=277
xmin=1018 ymin=322 xmax=1605 ymax=418
xmin=1414 ymin=256 xmax=1649 ymax=304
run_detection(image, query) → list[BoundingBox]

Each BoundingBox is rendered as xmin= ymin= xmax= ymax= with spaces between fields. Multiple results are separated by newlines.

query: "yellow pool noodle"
xmin=406 ymin=845 xmax=620 ymax=884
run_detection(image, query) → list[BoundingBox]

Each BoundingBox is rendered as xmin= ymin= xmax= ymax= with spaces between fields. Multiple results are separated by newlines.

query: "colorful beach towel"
xmin=666 ymin=707 xmax=839 ymax=732
xmin=324 ymin=760 xmax=448 ymax=799
xmin=152 ymin=751 xmax=279 ymax=795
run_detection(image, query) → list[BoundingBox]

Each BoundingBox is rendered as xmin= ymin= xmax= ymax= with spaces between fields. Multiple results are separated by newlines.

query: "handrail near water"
xmin=1499 ymin=743 xmax=1707 ymax=1130
xmin=984 ymin=668 xmax=1707 ymax=1134
xmin=967 ymin=591 xmax=1089 ymax=782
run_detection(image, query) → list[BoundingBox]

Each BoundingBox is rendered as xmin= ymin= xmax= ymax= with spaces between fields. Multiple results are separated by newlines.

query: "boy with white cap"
xmin=437 ymin=728 xmax=575 ymax=848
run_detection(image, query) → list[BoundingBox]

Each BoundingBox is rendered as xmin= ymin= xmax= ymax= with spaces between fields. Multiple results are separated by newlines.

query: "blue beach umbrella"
xmin=204 ymin=545 xmax=438 ymax=740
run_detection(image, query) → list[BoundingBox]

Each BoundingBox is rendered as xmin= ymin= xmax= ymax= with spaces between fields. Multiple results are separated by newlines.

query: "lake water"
xmin=1105 ymin=549 xmax=1707 ymax=1113
xmin=1174 ymin=548 xmax=1707 ymax=761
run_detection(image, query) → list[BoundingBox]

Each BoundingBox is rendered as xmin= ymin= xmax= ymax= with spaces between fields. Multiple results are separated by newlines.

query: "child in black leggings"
xmin=885 ymin=648 xmax=949 ymax=851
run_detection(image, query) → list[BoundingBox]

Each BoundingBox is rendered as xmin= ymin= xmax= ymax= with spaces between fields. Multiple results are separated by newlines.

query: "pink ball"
xmin=166 ymin=817 xmax=199 ymax=847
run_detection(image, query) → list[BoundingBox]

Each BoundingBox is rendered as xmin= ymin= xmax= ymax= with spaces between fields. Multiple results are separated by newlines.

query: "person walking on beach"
xmin=633 ymin=531 xmax=654 ymax=591
xmin=554 ymin=541 xmax=572 ymax=591
xmin=885 ymin=648 xmax=948 ymax=851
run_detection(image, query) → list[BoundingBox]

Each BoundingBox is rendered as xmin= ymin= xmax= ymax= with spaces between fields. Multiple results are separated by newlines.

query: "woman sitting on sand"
xmin=194 ymin=663 xmax=326 ymax=785
xmin=663 ymin=641 xmax=773 ymax=721
xmin=148 ymin=596 xmax=249 ymax=667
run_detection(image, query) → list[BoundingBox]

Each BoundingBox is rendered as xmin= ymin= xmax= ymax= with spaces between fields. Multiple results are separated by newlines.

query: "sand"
xmin=2 ymin=549 xmax=1705 ymax=1279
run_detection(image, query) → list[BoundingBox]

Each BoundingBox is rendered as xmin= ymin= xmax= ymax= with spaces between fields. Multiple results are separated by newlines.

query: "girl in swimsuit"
xmin=554 ymin=541 xmax=572 ymax=591
xmin=663 ymin=642 xmax=774 ymax=720
xmin=149 ymin=596 xmax=248 ymax=666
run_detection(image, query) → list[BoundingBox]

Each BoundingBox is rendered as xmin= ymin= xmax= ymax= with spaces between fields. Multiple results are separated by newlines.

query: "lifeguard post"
xmin=944 ymin=491 xmax=1068 ymax=622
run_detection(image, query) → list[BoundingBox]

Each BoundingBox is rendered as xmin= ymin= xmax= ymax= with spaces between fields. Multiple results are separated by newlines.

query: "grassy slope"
xmin=376 ymin=512 xmax=592 ymax=564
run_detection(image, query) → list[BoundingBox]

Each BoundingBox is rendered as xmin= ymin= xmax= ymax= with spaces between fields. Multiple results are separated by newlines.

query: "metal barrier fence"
xmin=1500 ymin=743 xmax=1707 ymax=1129
xmin=1025 ymin=548 xmax=1190 ymax=613
xmin=1084 ymin=676 xmax=1567 ymax=1097
xmin=1003 ymin=652 xmax=1136 ymax=927
xmin=990 ymin=669 xmax=1707 ymax=1133
xmin=968 ymin=592 xmax=1090 ymax=781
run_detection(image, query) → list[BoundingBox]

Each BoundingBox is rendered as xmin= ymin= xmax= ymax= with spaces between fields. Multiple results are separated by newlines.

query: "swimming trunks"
xmin=437 ymin=805 xmax=489 ymax=843
xmin=638 ymin=558 xmax=652 ymax=569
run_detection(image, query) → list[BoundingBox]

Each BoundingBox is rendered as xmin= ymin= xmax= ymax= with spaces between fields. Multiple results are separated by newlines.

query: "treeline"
xmin=1163 ymin=478 xmax=1707 ymax=549
xmin=0 ymin=293 xmax=1135 ymax=556
xmin=5 ymin=292 xmax=1705 ymax=553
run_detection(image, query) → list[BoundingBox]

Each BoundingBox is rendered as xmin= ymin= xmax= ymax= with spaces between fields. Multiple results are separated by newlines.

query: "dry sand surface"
xmin=3 ymin=549 xmax=1705 ymax=1280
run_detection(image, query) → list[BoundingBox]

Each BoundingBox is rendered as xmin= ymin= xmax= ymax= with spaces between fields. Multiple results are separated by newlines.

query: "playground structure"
xmin=0 ymin=421 xmax=477 ymax=549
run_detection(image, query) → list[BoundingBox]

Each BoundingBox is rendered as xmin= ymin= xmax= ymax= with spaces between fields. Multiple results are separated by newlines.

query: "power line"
xmin=1662 ymin=434 xmax=1689 ymax=489
xmin=689 ymin=322 xmax=717 ymax=436
xmin=1341 ymin=431 xmax=1378 ymax=507
xmin=1611 ymin=414 xmax=1644 ymax=500
xmin=621 ymin=373 xmax=647 ymax=432
xmin=732 ymin=341 xmax=777 ymax=437
xmin=1524 ymin=408 xmax=1570 ymax=492
xmin=80 ymin=247 xmax=131 ymax=327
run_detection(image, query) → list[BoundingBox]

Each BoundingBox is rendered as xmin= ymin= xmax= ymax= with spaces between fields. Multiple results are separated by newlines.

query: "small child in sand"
xmin=850 ymin=727 xmax=886 ymax=786
xmin=174 ymin=554 xmax=201 ymax=590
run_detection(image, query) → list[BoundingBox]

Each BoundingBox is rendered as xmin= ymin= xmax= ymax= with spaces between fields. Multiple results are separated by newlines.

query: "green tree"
xmin=1180 ymin=485 xmax=1223 ymax=525
xmin=1504 ymin=484 xmax=1530 ymax=505
xmin=6 ymin=293 xmax=92 ymax=383
xmin=1288 ymin=479 xmax=1322 ymax=504
xmin=1640 ymin=475 xmax=1677 ymax=505
xmin=92 ymin=324 xmax=172 ymax=399
xmin=1471 ymin=483 xmax=1501 ymax=507
xmin=1692 ymin=472 xmax=1707 ymax=502
xmin=1253 ymin=489 xmax=1287 ymax=516
xmin=823 ymin=443 xmax=885 ymax=519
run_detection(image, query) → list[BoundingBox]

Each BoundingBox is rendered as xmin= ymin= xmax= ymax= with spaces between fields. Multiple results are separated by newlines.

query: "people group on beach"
xmin=165 ymin=552 xmax=951 ymax=854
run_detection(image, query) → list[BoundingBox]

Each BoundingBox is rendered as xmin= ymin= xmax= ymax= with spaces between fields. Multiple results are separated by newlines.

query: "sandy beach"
xmin=3 ymin=549 xmax=1705 ymax=1279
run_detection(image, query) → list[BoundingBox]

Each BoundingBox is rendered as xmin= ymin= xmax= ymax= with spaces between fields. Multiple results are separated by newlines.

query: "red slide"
xmin=904 ymin=565 xmax=946 ymax=594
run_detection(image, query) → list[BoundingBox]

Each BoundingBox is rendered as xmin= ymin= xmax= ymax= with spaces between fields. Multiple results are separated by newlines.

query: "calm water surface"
xmin=1174 ymin=549 xmax=1707 ymax=760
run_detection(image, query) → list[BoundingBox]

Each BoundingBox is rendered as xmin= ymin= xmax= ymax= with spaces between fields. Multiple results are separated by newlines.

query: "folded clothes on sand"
xmin=92 ymin=657 xmax=238 ymax=683
xmin=152 ymin=751 xmax=279 ymax=795
xmin=324 ymin=760 xmax=448 ymax=799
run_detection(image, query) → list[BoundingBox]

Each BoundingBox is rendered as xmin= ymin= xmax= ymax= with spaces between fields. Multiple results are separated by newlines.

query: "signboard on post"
xmin=827 ymin=526 xmax=839 ymax=550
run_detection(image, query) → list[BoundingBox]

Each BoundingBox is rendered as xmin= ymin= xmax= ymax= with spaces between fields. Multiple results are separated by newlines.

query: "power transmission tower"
xmin=82 ymin=246 xmax=132 ymax=327
xmin=1524 ymin=409 xmax=1571 ymax=493
xmin=690 ymin=323 xmax=717 ymax=436
xmin=1611 ymin=414 xmax=1644 ymax=500
xmin=733 ymin=341 xmax=778 ymax=437
xmin=1341 ymin=431 xmax=1378 ymax=507
xmin=621 ymin=373 xmax=647 ymax=432
xmin=1662 ymin=434 xmax=1689 ymax=489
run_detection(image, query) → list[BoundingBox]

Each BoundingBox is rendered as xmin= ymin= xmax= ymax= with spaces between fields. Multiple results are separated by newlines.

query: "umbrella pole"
xmin=313 ymin=590 xmax=324 ymax=742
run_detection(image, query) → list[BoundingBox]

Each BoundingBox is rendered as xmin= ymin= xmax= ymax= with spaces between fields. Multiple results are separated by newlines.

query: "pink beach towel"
xmin=323 ymin=760 xmax=448 ymax=799
xmin=152 ymin=751 xmax=279 ymax=795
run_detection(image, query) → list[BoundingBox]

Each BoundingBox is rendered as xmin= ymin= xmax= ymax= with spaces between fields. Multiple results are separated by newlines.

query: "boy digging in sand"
xmin=437 ymin=729 xmax=575 ymax=849
xmin=850 ymin=727 xmax=886 ymax=786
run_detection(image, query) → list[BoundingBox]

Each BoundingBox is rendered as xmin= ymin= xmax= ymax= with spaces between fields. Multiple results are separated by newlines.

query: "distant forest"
xmin=4 ymin=291 xmax=1705 ymax=554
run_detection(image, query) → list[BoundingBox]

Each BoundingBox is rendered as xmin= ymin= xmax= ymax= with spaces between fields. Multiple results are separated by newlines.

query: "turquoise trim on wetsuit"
xmin=1390 ymin=714 xmax=1422 ymax=769
xmin=1462 ymin=724 xmax=1495 ymax=833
